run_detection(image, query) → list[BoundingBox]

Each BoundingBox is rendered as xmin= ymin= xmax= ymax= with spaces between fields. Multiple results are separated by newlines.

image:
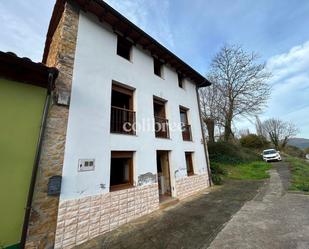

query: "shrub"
xmin=284 ymin=145 xmax=305 ymax=158
xmin=240 ymin=134 xmax=269 ymax=149
xmin=208 ymin=141 xmax=260 ymax=164
xmin=210 ymin=162 xmax=227 ymax=185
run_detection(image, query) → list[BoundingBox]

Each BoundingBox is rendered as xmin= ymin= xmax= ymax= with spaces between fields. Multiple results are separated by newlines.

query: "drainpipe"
xmin=20 ymin=69 xmax=57 ymax=249
xmin=196 ymin=83 xmax=213 ymax=187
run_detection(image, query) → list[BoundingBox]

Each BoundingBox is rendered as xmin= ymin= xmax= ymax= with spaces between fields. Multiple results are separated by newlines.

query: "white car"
xmin=262 ymin=149 xmax=282 ymax=162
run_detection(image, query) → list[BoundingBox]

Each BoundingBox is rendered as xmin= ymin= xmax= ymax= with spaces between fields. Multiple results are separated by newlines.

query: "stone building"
xmin=25 ymin=0 xmax=213 ymax=248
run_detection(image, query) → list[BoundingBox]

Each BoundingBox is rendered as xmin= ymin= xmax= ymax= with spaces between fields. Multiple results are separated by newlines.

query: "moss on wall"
xmin=0 ymin=78 xmax=46 ymax=248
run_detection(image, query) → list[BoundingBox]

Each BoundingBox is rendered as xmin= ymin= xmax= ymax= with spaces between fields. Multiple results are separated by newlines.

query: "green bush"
xmin=208 ymin=141 xmax=260 ymax=165
xmin=210 ymin=162 xmax=227 ymax=185
xmin=240 ymin=134 xmax=269 ymax=149
xmin=208 ymin=141 xmax=264 ymax=185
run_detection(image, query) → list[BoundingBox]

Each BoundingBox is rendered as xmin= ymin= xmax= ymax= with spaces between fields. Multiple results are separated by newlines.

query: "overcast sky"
xmin=0 ymin=0 xmax=308 ymax=138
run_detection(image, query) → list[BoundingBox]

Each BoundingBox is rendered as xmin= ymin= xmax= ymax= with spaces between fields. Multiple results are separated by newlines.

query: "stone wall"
xmin=176 ymin=174 xmax=210 ymax=200
xmin=54 ymin=184 xmax=159 ymax=248
xmin=25 ymin=2 xmax=79 ymax=249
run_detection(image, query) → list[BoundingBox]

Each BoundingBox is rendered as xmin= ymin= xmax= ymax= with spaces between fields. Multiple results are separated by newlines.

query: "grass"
xmin=286 ymin=156 xmax=309 ymax=192
xmin=221 ymin=161 xmax=272 ymax=180
xmin=208 ymin=142 xmax=271 ymax=184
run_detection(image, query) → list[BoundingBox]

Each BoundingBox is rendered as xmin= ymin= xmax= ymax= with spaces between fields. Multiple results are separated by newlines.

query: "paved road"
xmin=209 ymin=162 xmax=309 ymax=249
xmin=76 ymin=180 xmax=263 ymax=249
xmin=76 ymin=161 xmax=309 ymax=249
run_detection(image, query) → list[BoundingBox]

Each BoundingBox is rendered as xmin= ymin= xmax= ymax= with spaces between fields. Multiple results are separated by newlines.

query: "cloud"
xmin=266 ymin=41 xmax=309 ymax=117
xmin=267 ymin=41 xmax=309 ymax=84
xmin=238 ymin=40 xmax=309 ymax=138
xmin=0 ymin=0 xmax=54 ymax=61
xmin=104 ymin=0 xmax=175 ymax=50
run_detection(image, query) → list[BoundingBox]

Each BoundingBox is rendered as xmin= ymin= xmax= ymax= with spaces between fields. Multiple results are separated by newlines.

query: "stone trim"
xmin=25 ymin=2 xmax=79 ymax=249
xmin=54 ymin=184 xmax=159 ymax=248
xmin=176 ymin=174 xmax=210 ymax=199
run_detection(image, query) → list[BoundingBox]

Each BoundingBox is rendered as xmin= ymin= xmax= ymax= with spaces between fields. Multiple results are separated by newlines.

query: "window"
xmin=153 ymin=97 xmax=169 ymax=138
xmin=117 ymin=35 xmax=132 ymax=60
xmin=180 ymin=106 xmax=192 ymax=141
xmin=110 ymin=151 xmax=133 ymax=191
xmin=153 ymin=58 xmax=163 ymax=77
xmin=110 ymin=83 xmax=135 ymax=135
xmin=178 ymin=73 xmax=184 ymax=88
xmin=185 ymin=152 xmax=194 ymax=176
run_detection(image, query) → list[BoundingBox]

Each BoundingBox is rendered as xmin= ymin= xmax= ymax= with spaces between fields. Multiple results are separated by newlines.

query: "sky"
xmin=0 ymin=0 xmax=308 ymax=138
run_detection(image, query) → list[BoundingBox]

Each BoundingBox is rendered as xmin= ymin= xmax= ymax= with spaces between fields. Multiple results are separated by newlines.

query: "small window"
xmin=153 ymin=58 xmax=163 ymax=77
xmin=180 ymin=106 xmax=192 ymax=141
xmin=185 ymin=152 xmax=194 ymax=176
xmin=117 ymin=35 xmax=132 ymax=60
xmin=178 ymin=73 xmax=184 ymax=88
xmin=110 ymin=151 xmax=134 ymax=191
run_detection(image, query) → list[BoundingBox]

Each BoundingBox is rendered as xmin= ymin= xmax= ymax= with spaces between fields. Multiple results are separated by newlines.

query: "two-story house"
xmin=26 ymin=0 xmax=212 ymax=248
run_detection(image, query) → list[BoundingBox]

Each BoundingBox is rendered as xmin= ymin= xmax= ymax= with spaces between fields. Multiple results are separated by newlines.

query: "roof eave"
xmin=43 ymin=0 xmax=211 ymax=86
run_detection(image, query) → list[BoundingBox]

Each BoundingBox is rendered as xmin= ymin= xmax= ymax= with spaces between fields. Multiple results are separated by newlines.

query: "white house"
xmin=26 ymin=0 xmax=212 ymax=248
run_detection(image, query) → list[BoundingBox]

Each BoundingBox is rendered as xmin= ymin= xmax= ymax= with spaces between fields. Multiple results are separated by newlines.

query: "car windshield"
xmin=263 ymin=150 xmax=277 ymax=155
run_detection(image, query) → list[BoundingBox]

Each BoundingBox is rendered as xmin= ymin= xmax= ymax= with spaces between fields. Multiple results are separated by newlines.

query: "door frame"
xmin=156 ymin=150 xmax=172 ymax=198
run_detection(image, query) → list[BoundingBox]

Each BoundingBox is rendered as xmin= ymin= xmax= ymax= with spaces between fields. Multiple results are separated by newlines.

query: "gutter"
xmin=196 ymin=82 xmax=213 ymax=187
xmin=20 ymin=69 xmax=57 ymax=248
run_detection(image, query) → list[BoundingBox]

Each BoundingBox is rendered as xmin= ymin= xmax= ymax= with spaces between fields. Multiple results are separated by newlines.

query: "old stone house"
xmin=24 ymin=0 xmax=212 ymax=248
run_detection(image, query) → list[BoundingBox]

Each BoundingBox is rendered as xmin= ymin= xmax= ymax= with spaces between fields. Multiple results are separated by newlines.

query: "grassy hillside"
xmin=208 ymin=142 xmax=271 ymax=184
xmin=286 ymin=156 xmax=309 ymax=192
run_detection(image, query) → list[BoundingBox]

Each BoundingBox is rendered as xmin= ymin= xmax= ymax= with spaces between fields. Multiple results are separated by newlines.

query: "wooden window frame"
xmin=110 ymin=151 xmax=134 ymax=191
xmin=180 ymin=106 xmax=189 ymax=124
xmin=110 ymin=82 xmax=136 ymax=135
xmin=111 ymin=82 xmax=134 ymax=110
xmin=116 ymin=35 xmax=132 ymax=61
xmin=153 ymin=96 xmax=169 ymax=139
xmin=185 ymin=152 xmax=194 ymax=176
xmin=153 ymin=96 xmax=167 ymax=118
xmin=180 ymin=106 xmax=192 ymax=141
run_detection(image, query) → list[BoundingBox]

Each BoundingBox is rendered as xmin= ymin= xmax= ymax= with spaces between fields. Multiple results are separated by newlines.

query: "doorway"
xmin=156 ymin=151 xmax=172 ymax=202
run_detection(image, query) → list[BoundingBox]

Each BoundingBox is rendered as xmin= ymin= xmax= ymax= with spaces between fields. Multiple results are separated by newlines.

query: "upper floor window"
xmin=180 ymin=106 xmax=192 ymax=141
xmin=153 ymin=97 xmax=169 ymax=139
xmin=110 ymin=82 xmax=136 ymax=135
xmin=178 ymin=73 xmax=184 ymax=88
xmin=117 ymin=35 xmax=132 ymax=61
xmin=153 ymin=58 xmax=163 ymax=77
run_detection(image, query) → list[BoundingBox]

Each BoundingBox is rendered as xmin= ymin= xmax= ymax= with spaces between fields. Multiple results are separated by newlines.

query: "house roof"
xmin=44 ymin=0 xmax=211 ymax=87
xmin=0 ymin=51 xmax=58 ymax=89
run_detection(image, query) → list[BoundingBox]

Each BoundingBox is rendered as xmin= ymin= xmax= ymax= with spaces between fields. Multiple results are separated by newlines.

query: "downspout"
xmin=196 ymin=83 xmax=213 ymax=187
xmin=20 ymin=70 xmax=57 ymax=248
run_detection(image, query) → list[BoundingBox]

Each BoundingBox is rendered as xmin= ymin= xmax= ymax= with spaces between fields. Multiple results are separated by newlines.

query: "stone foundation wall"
xmin=54 ymin=184 xmax=159 ymax=248
xmin=25 ymin=3 xmax=79 ymax=248
xmin=176 ymin=174 xmax=209 ymax=199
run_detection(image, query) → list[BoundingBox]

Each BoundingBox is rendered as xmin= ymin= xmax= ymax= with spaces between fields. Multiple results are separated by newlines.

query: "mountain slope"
xmin=288 ymin=138 xmax=309 ymax=149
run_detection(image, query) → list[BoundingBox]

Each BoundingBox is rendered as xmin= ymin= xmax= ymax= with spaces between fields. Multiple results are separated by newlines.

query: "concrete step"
xmin=159 ymin=197 xmax=179 ymax=209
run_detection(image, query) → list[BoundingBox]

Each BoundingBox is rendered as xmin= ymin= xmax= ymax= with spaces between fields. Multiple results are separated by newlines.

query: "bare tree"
xmin=262 ymin=118 xmax=299 ymax=149
xmin=199 ymin=82 xmax=223 ymax=142
xmin=208 ymin=45 xmax=271 ymax=141
xmin=255 ymin=115 xmax=268 ymax=138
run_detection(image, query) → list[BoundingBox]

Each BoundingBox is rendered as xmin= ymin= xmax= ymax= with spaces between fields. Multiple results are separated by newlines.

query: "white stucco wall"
xmin=60 ymin=12 xmax=209 ymax=200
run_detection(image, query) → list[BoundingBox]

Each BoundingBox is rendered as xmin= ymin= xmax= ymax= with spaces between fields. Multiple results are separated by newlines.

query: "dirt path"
xmin=76 ymin=180 xmax=264 ymax=249
xmin=209 ymin=162 xmax=309 ymax=249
